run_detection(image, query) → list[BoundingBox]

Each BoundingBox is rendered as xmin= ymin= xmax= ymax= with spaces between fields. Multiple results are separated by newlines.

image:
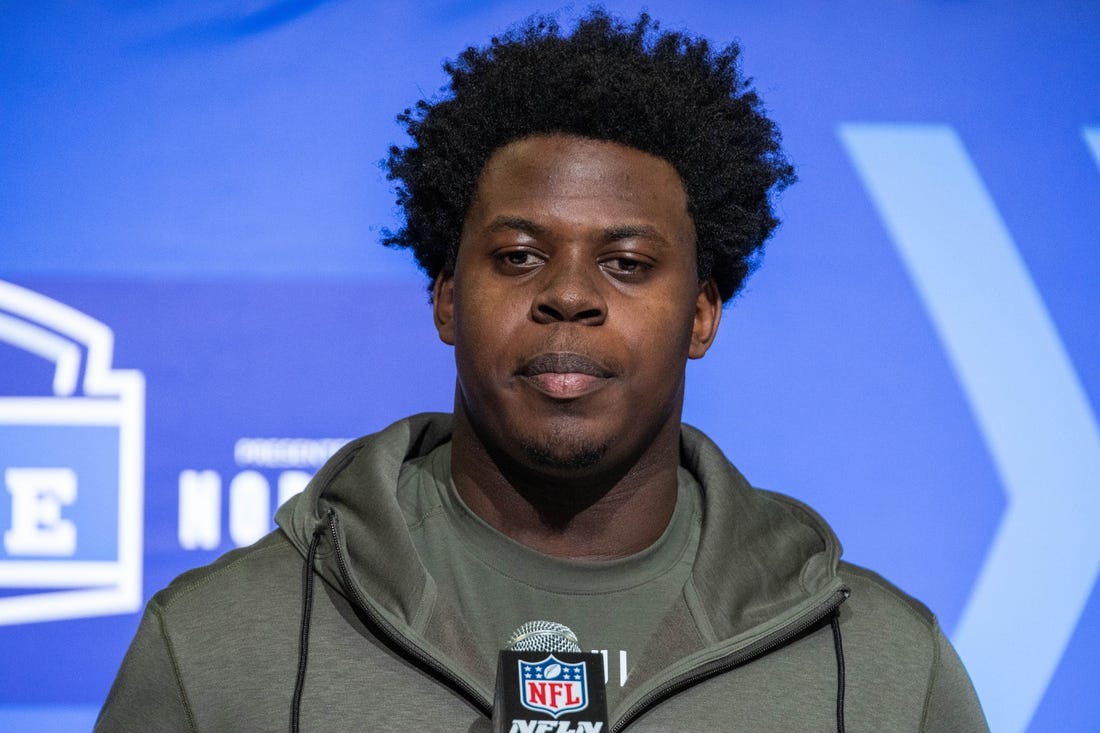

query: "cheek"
xmin=451 ymin=285 xmax=529 ymax=366
xmin=618 ymin=309 xmax=694 ymax=388
xmin=639 ymin=297 xmax=698 ymax=349
xmin=449 ymin=294 xmax=529 ymax=426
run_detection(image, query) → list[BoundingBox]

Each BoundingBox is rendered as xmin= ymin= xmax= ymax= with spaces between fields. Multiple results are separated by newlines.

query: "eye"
xmin=600 ymin=256 xmax=653 ymax=279
xmin=493 ymin=248 xmax=544 ymax=274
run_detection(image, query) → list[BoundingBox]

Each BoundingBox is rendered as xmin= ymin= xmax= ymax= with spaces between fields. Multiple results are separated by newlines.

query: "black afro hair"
xmin=384 ymin=10 xmax=795 ymax=302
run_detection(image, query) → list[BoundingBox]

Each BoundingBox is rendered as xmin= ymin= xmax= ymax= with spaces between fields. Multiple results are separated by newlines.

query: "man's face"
xmin=434 ymin=134 xmax=720 ymax=479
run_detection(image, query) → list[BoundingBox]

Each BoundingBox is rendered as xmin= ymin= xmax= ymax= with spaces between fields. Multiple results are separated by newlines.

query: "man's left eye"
xmin=602 ymin=257 xmax=651 ymax=275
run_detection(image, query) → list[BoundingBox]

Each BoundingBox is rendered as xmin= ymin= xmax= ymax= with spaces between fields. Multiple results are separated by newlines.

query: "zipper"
xmin=610 ymin=587 xmax=850 ymax=732
xmin=326 ymin=510 xmax=493 ymax=716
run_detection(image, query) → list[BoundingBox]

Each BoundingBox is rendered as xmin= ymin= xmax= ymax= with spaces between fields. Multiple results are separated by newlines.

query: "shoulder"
xmin=97 ymin=531 xmax=308 ymax=731
xmin=835 ymin=562 xmax=987 ymax=730
xmin=836 ymin=560 xmax=940 ymax=673
xmin=839 ymin=561 xmax=936 ymax=626
xmin=149 ymin=530 xmax=303 ymax=626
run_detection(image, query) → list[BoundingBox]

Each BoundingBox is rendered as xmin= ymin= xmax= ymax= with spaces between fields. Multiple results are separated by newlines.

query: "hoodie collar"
xmin=276 ymin=412 xmax=843 ymax=659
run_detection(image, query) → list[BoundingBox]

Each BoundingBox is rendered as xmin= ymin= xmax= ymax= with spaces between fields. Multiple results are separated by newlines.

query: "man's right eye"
xmin=494 ymin=250 xmax=543 ymax=271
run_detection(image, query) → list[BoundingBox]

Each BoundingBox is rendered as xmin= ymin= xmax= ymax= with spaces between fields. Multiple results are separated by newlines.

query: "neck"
xmin=448 ymin=407 xmax=682 ymax=560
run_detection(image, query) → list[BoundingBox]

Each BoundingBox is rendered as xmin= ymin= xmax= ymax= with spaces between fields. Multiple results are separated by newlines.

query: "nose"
xmin=530 ymin=256 xmax=607 ymax=326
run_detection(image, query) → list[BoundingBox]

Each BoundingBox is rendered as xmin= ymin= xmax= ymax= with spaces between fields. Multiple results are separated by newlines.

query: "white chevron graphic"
xmin=838 ymin=123 xmax=1100 ymax=733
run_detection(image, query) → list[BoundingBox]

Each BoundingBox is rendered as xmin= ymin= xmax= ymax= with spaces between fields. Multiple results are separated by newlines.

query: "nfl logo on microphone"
xmin=520 ymin=656 xmax=588 ymax=717
xmin=495 ymin=648 xmax=607 ymax=733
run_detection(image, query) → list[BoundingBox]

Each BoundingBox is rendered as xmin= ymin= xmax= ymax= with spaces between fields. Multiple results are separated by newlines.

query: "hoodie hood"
xmin=275 ymin=412 xmax=846 ymax=706
xmin=277 ymin=413 xmax=452 ymax=633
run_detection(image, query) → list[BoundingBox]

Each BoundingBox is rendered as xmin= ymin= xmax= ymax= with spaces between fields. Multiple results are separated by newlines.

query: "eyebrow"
xmin=486 ymin=216 xmax=548 ymax=237
xmin=485 ymin=217 xmax=669 ymax=246
xmin=602 ymin=224 xmax=668 ymax=246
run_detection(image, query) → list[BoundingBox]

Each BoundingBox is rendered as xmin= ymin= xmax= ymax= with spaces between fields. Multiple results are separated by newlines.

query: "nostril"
xmin=535 ymin=303 xmax=564 ymax=322
xmin=532 ymin=303 xmax=604 ymax=325
xmin=573 ymin=308 xmax=603 ymax=323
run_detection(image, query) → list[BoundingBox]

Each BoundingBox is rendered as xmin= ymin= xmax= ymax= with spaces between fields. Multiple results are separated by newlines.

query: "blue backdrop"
xmin=2 ymin=2 xmax=1098 ymax=731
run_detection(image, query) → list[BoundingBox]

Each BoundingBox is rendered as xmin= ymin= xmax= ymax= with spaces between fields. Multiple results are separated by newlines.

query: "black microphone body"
xmin=492 ymin=621 xmax=610 ymax=733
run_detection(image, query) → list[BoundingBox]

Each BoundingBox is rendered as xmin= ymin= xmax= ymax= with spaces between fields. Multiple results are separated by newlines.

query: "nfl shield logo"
xmin=518 ymin=655 xmax=589 ymax=718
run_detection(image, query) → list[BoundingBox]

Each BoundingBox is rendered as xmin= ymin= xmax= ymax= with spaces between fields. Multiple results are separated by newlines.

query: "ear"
xmin=689 ymin=279 xmax=721 ymax=359
xmin=432 ymin=272 xmax=456 ymax=346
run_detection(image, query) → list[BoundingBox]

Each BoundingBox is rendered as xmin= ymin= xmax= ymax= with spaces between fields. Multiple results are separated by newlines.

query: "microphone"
xmin=492 ymin=620 xmax=609 ymax=733
xmin=506 ymin=620 xmax=581 ymax=653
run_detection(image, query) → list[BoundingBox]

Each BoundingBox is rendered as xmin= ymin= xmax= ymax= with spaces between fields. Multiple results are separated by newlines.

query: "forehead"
xmin=464 ymin=135 xmax=694 ymax=239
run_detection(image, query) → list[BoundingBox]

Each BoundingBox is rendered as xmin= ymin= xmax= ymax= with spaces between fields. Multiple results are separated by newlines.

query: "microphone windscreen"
xmin=506 ymin=620 xmax=582 ymax=653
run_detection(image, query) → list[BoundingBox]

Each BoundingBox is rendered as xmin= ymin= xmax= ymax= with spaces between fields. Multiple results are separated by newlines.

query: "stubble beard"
xmin=521 ymin=440 xmax=608 ymax=470
xmin=519 ymin=423 xmax=609 ymax=471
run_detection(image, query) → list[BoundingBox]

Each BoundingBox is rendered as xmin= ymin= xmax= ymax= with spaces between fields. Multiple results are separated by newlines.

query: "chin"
xmin=514 ymin=419 xmax=611 ymax=472
xmin=520 ymin=439 xmax=608 ymax=471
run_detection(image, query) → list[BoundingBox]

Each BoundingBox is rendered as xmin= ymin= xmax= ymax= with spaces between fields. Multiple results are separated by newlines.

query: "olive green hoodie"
xmin=97 ymin=413 xmax=987 ymax=732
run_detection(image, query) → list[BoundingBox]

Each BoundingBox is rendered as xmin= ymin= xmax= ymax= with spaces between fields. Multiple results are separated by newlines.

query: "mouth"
xmin=517 ymin=352 xmax=615 ymax=399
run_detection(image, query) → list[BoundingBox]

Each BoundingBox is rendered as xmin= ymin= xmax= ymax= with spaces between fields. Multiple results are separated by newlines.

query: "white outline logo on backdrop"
xmin=0 ymin=280 xmax=144 ymax=625
xmin=840 ymin=124 xmax=1100 ymax=733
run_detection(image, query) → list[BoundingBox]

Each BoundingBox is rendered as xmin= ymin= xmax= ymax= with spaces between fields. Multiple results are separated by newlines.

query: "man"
xmin=98 ymin=11 xmax=988 ymax=731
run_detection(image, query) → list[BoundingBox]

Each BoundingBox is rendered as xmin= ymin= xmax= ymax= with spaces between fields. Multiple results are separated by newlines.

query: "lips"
xmin=518 ymin=352 xmax=615 ymax=399
xmin=520 ymin=352 xmax=613 ymax=378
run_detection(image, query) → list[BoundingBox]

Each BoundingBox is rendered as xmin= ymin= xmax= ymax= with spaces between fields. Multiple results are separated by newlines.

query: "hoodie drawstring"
xmin=831 ymin=610 xmax=847 ymax=733
xmin=291 ymin=528 xmax=322 ymax=733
